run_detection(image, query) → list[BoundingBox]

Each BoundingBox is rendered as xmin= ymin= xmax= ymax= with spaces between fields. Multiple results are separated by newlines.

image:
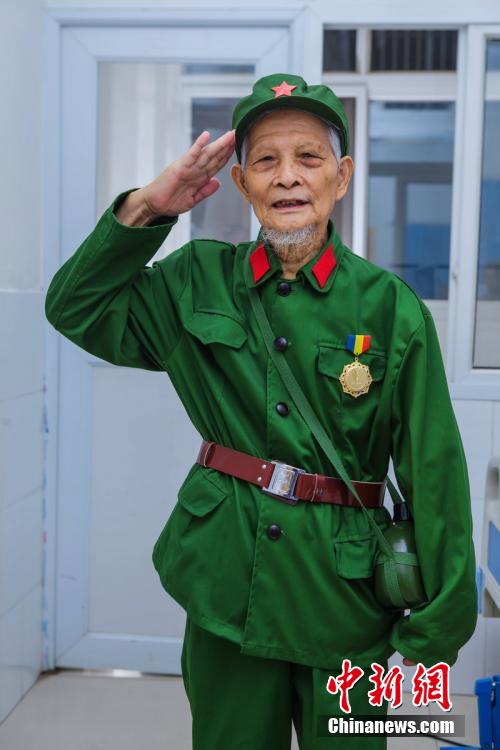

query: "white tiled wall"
xmin=0 ymin=0 xmax=45 ymax=724
xmin=0 ymin=294 xmax=45 ymax=723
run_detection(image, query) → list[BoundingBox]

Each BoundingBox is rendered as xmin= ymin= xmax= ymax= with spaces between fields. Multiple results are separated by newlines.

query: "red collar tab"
xmin=249 ymin=242 xmax=271 ymax=283
xmin=311 ymin=244 xmax=336 ymax=288
xmin=271 ymin=81 xmax=297 ymax=98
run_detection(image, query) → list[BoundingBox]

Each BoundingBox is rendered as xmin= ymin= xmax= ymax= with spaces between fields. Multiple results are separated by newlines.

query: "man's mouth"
xmin=272 ymin=199 xmax=309 ymax=208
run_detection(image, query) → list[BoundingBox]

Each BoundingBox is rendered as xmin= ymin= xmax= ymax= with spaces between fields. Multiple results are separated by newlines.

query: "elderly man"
xmin=45 ymin=74 xmax=477 ymax=749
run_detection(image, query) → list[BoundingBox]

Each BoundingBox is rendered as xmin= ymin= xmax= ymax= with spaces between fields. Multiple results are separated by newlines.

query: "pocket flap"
xmin=318 ymin=343 xmax=386 ymax=382
xmin=177 ymin=463 xmax=228 ymax=517
xmin=184 ymin=310 xmax=248 ymax=349
xmin=334 ymin=534 xmax=377 ymax=579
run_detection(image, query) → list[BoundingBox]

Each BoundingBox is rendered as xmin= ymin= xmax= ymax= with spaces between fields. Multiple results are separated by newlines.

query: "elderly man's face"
xmin=231 ymin=109 xmax=353 ymax=234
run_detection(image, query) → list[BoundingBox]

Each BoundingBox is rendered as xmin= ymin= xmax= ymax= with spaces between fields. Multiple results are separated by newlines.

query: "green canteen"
xmin=374 ymin=515 xmax=428 ymax=610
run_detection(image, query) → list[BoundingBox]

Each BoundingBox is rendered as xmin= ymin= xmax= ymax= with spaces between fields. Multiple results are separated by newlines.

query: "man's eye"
xmin=302 ymin=152 xmax=319 ymax=159
xmin=259 ymin=155 xmax=273 ymax=162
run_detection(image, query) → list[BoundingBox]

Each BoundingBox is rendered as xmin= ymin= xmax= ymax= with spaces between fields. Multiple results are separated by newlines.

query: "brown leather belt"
xmin=196 ymin=439 xmax=386 ymax=508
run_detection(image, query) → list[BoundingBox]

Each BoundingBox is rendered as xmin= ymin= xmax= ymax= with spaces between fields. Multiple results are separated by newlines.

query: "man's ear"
xmin=231 ymin=163 xmax=252 ymax=205
xmin=334 ymin=156 xmax=354 ymax=201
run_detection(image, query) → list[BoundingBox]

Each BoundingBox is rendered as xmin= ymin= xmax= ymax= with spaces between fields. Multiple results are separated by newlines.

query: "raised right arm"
xmin=44 ymin=188 xmax=186 ymax=370
xmin=45 ymin=129 xmax=236 ymax=370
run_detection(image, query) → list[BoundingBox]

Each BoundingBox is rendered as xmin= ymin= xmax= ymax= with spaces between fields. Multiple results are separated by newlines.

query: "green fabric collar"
xmin=244 ymin=220 xmax=345 ymax=294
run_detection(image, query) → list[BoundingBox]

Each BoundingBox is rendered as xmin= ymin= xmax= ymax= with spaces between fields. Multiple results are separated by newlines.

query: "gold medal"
xmin=340 ymin=356 xmax=372 ymax=398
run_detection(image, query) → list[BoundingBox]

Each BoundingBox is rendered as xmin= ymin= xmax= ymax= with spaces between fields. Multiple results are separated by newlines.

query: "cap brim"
xmin=235 ymin=96 xmax=348 ymax=161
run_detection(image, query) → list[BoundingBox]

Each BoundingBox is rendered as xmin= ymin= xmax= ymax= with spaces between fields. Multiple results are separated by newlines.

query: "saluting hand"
xmin=142 ymin=129 xmax=236 ymax=219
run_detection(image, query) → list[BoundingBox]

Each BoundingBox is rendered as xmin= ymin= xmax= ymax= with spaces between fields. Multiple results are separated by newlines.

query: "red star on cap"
xmin=271 ymin=81 xmax=297 ymax=98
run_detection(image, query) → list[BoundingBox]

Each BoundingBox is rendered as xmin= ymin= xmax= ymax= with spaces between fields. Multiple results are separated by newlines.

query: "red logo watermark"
xmin=325 ymin=660 xmax=452 ymax=714
xmin=326 ymin=659 xmax=364 ymax=714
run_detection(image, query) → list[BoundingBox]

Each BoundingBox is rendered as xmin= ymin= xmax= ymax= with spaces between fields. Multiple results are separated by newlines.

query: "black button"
xmin=274 ymin=336 xmax=288 ymax=351
xmin=275 ymin=402 xmax=289 ymax=416
xmin=277 ymin=282 xmax=292 ymax=296
xmin=267 ymin=524 xmax=282 ymax=540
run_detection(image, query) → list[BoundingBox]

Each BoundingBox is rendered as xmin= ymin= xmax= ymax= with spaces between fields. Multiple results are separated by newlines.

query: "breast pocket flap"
xmin=184 ymin=310 xmax=248 ymax=349
xmin=318 ymin=344 xmax=386 ymax=382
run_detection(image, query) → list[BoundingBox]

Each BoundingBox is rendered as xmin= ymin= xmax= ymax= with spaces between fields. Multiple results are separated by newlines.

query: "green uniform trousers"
xmin=181 ymin=617 xmax=388 ymax=749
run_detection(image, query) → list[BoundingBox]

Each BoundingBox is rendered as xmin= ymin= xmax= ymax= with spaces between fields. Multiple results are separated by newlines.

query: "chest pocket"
xmin=183 ymin=309 xmax=248 ymax=349
xmin=317 ymin=341 xmax=387 ymax=438
xmin=317 ymin=342 xmax=387 ymax=385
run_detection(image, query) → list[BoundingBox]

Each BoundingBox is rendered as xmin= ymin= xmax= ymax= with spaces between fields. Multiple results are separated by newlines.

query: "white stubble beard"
xmin=260 ymin=223 xmax=320 ymax=265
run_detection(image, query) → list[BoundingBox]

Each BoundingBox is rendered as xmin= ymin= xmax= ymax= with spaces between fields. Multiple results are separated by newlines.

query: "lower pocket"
xmin=334 ymin=534 xmax=377 ymax=579
xmin=152 ymin=463 xmax=229 ymax=597
xmin=333 ymin=505 xmax=393 ymax=581
xmin=177 ymin=463 xmax=228 ymax=517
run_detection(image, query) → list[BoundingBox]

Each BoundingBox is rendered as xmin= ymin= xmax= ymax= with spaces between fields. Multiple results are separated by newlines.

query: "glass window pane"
xmin=473 ymin=40 xmax=500 ymax=368
xmin=323 ymin=30 xmax=357 ymax=72
xmin=368 ymin=101 xmax=455 ymax=355
xmin=486 ymin=42 xmax=500 ymax=70
xmin=96 ymin=62 xmax=252 ymax=258
xmin=371 ymin=30 xmax=457 ymax=71
xmin=191 ymin=98 xmax=249 ymax=244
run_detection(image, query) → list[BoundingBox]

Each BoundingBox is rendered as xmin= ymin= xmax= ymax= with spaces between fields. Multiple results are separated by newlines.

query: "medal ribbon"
xmin=346 ymin=334 xmax=371 ymax=356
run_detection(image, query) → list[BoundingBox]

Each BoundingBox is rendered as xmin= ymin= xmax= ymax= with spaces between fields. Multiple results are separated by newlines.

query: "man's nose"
xmin=272 ymin=159 xmax=302 ymax=188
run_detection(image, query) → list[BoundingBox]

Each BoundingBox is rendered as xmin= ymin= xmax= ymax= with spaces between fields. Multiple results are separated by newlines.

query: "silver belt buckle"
xmin=261 ymin=460 xmax=304 ymax=505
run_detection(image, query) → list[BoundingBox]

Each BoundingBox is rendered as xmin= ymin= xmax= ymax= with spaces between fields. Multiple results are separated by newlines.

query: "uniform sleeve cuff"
xmin=389 ymin=618 xmax=458 ymax=668
xmin=111 ymin=188 xmax=179 ymax=230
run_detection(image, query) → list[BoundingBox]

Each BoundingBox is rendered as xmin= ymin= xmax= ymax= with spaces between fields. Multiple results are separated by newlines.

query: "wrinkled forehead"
xmin=244 ymin=108 xmax=332 ymax=151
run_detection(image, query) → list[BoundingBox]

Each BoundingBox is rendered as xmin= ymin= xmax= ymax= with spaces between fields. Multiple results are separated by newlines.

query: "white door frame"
xmin=42 ymin=8 xmax=301 ymax=672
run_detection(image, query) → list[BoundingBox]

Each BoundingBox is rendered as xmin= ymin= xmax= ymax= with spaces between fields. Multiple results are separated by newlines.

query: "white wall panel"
xmin=0 ymin=392 xmax=44 ymax=514
xmin=43 ymin=0 xmax=500 ymax=25
xmin=0 ymin=587 xmax=42 ymax=722
xmin=0 ymin=1 xmax=43 ymax=290
xmin=0 ymin=290 xmax=45 ymax=721
xmin=0 ymin=293 xmax=45 ymax=403
xmin=0 ymin=490 xmax=43 ymax=619
xmin=0 ymin=0 xmax=45 ymax=717
xmin=453 ymin=400 xmax=493 ymax=499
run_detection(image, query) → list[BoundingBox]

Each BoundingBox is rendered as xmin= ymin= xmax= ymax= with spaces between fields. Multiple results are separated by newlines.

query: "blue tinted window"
xmin=368 ymin=101 xmax=455 ymax=300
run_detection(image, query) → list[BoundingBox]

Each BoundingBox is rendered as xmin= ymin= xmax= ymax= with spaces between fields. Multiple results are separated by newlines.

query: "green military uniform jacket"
xmin=45 ymin=187 xmax=478 ymax=670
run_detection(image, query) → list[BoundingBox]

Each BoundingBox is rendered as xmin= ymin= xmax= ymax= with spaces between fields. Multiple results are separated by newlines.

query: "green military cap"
xmin=232 ymin=73 xmax=350 ymax=162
